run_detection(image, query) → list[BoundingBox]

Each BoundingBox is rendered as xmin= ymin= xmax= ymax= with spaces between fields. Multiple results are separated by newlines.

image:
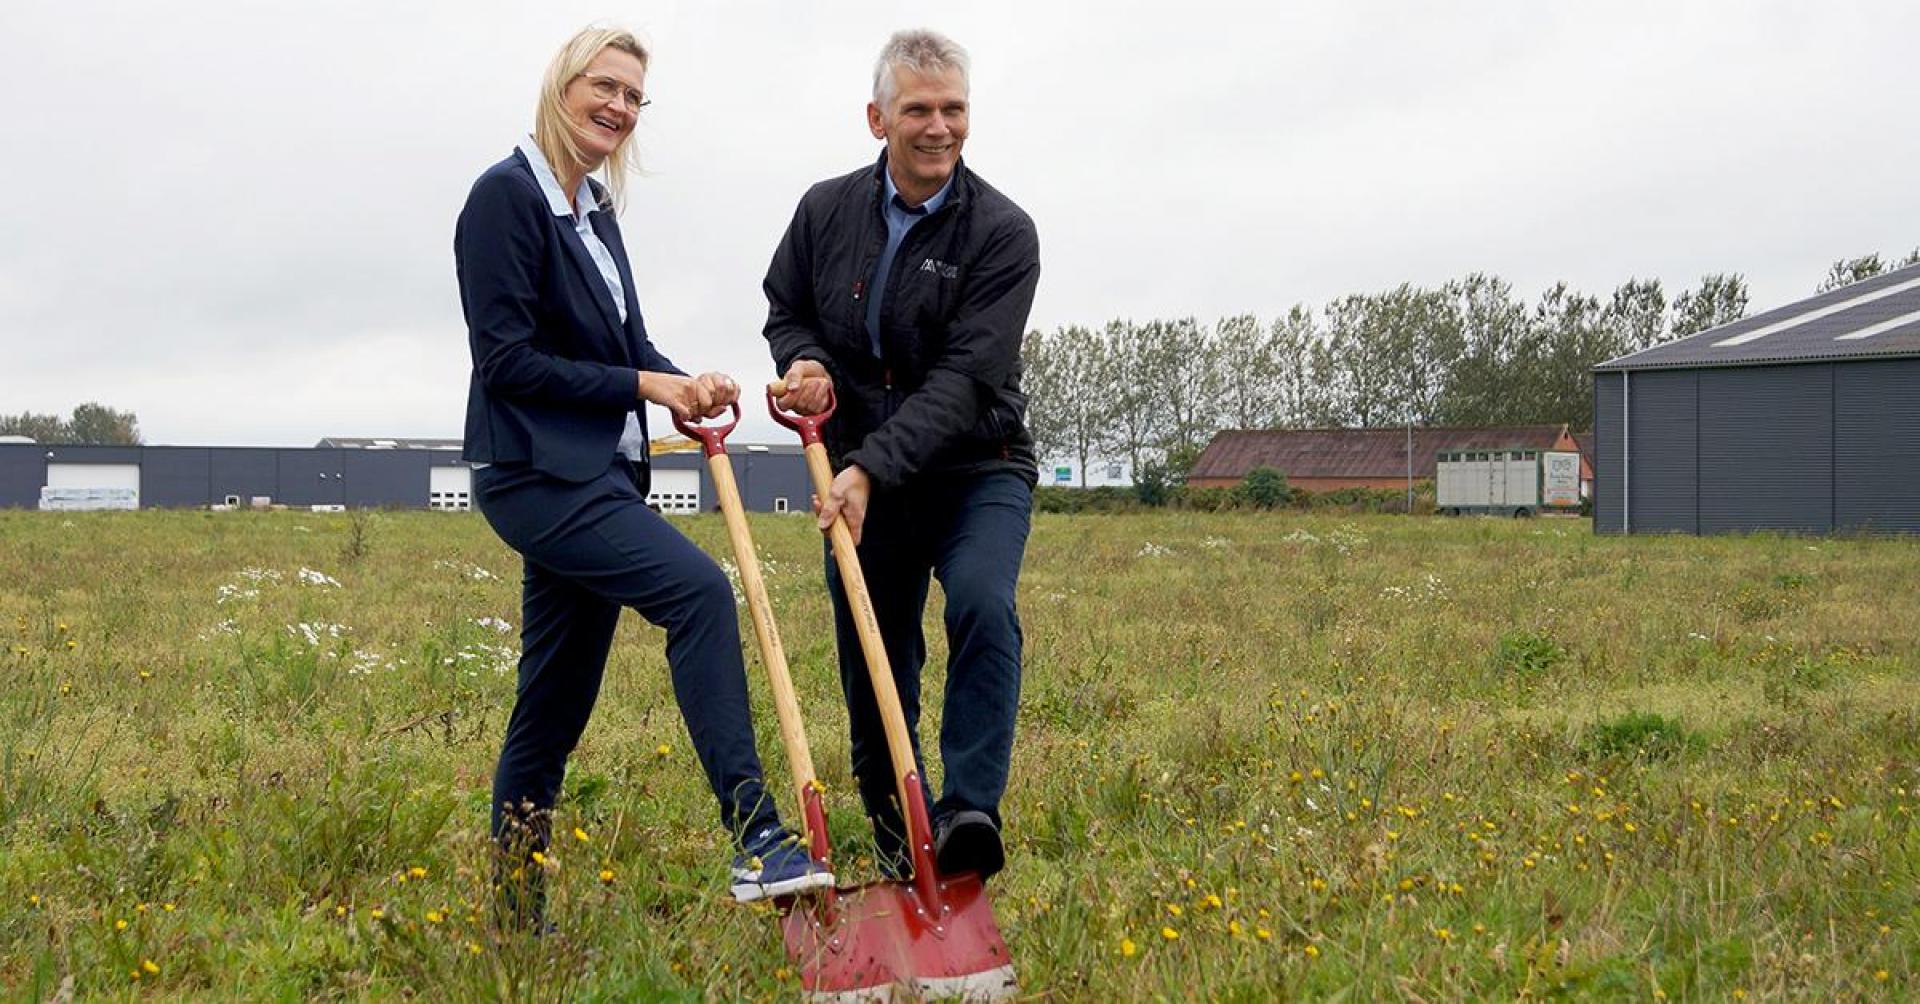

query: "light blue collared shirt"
xmin=864 ymin=165 xmax=954 ymax=357
xmin=517 ymin=138 xmax=648 ymax=460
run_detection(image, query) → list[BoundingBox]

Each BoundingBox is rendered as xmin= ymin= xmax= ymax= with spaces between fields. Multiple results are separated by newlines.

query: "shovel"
xmin=671 ymin=403 xmax=835 ymax=879
xmin=767 ymin=381 xmax=1019 ymax=1001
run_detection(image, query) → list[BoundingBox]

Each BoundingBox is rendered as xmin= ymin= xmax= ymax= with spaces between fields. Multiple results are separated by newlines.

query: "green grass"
xmin=1 ymin=509 xmax=1916 ymax=1000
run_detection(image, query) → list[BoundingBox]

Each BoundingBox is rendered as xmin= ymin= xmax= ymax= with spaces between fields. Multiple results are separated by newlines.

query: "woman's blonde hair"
xmin=533 ymin=27 xmax=649 ymax=211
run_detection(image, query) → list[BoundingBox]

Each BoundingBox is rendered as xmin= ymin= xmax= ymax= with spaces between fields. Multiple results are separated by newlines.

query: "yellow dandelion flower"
xmin=371 ymin=908 xmax=385 ymax=920
xmin=28 ymin=895 xmax=39 ymax=907
xmin=1228 ymin=920 xmax=1244 ymax=936
xmin=335 ymin=905 xmax=347 ymax=917
xmin=1120 ymin=938 xmax=1137 ymax=957
xmin=574 ymin=827 xmax=590 ymax=843
xmin=1203 ymin=894 xmax=1223 ymax=910
xmin=409 ymin=866 xmax=428 ymax=880
xmin=530 ymin=851 xmax=546 ymax=865
xmin=1302 ymin=942 xmax=1318 ymax=957
xmin=1732 ymin=991 xmax=1747 ymax=1001
xmin=1256 ymin=927 xmax=1273 ymax=941
xmin=600 ymin=868 xmax=616 ymax=883
xmin=1160 ymin=926 xmax=1179 ymax=941
xmin=469 ymin=942 xmax=483 ymax=955
xmin=1876 ymin=971 xmax=1890 ymax=983
xmin=163 ymin=903 xmax=175 ymax=912
xmin=656 ymin=743 xmax=671 ymax=757
xmin=1473 ymin=922 xmax=1487 ymax=934
xmin=1433 ymin=927 xmax=1453 ymax=942
xmin=115 ymin=919 xmax=128 ymax=931
xmin=1166 ymin=903 xmax=1183 ymax=917
xmin=142 ymin=959 xmax=160 ymax=975
xmin=425 ymin=910 xmax=444 ymax=924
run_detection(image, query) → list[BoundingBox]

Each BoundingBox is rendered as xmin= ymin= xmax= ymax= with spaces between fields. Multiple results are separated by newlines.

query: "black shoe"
xmin=934 ymin=810 xmax=1004 ymax=880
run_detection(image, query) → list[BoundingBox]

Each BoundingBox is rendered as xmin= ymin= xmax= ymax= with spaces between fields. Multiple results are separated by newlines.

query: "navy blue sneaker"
xmin=731 ymin=825 xmax=835 ymax=902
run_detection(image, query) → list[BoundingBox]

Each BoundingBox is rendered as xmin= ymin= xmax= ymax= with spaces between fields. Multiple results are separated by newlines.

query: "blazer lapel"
xmin=590 ymin=211 xmax=648 ymax=362
xmin=556 ymin=218 xmax=633 ymax=367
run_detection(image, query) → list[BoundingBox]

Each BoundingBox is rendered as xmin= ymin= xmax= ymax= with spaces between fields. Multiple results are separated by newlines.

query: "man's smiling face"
xmin=869 ymin=66 xmax=969 ymax=204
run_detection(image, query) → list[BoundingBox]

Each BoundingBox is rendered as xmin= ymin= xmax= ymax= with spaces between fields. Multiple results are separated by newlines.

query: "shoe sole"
xmin=731 ymin=869 xmax=836 ymax=903
xmin=935 ymin=819 xmax=1005 ymax=880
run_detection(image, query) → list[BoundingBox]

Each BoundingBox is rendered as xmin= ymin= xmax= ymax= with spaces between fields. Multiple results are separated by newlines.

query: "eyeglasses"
xmin=578 ymin=72 xmax=650 ymax=111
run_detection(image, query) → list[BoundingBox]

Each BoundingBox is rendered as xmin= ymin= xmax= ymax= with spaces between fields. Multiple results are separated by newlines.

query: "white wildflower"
xmin=298 ymin=567 xmax=342 ymax=588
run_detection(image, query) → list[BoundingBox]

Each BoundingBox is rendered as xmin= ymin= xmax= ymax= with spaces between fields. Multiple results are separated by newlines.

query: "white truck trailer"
xmin=1435 ymin=449 xmax=1581 ymax=517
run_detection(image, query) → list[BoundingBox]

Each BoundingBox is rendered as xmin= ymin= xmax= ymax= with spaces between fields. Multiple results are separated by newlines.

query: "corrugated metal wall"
xmin=1628 ymin=369 xmax=1700 ymax=534
xmin=142 ymin=448 xmax=212 ymax=506
xmin=1836 ymin=357 xmax=1920 ymax=531
xmin=1596 ymin=357 xmax=1920 ymax=535
xmin=210 ymin=449 xmax=279 ymax=505
xmin=0 ymin=444 xmax=46 ymax=508
xmin=1593 ymin=373 xmax=1623 ymax=533
xmin=342 ymin=451 xmax=430 ymax=508
xmin=1699 ymin=364 xmax=1834 ymax=534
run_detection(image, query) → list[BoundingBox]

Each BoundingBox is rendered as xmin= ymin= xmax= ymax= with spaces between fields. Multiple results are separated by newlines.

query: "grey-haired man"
xmin=764 ymin=28 xmax=1040 ymax=882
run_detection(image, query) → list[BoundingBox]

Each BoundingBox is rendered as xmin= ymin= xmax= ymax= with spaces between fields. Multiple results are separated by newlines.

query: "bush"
xmin=1170 ymin=486 xmax=1241 ymax=512
xmin=1491 ymin=629 xmax=1564 ymax=679
xmin=1238 ymin=467 xmax=1290 ymax=509
xmin=1032 ymin=485 xmax=1142 ymax=514
xmin=1584 ymin=711 xmax=1697 ymax=760
xmin=1133 ymin=460 xmax=1173 ymax=507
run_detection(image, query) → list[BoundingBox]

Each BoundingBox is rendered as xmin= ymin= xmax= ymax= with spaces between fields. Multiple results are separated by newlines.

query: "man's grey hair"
xmin=872 ymin=29 xmax=970 ymax=109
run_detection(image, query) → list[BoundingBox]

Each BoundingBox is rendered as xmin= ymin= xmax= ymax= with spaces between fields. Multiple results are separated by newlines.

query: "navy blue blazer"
xmin=457 ymin=148 xmax=681 ymax=482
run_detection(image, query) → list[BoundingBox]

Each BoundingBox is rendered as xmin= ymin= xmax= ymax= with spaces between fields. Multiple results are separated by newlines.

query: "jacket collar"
xmin=509 ymin=145 xmax=633 ymax=366
xmin=870 ymin=150 xmax=968 ymax=213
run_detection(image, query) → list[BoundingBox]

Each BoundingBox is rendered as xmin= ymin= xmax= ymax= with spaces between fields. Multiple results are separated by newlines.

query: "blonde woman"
xmin=456 ymin=27 xmax=831 ymax=924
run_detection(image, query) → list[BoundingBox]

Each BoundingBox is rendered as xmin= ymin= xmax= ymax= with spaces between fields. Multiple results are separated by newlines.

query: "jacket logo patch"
xmin=919 ymin=258 xmax=960 ymax=279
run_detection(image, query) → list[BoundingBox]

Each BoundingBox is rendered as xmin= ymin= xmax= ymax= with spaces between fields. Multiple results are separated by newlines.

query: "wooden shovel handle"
xmin=798 ymin=443 xmax=927 ymax=856
xmin=704 ymin=452 xmax=824 ymax=856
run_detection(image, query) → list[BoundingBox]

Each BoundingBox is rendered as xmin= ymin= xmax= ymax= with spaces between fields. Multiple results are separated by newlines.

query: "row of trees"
xmin=0 ymin=403 xmax=142 ymax=445
xmin=1024 ymin=252 xmax=1917 ymax=486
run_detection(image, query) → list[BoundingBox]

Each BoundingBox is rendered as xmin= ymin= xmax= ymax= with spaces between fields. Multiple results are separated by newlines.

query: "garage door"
xmin=430 ymin=466 xmax=472 ymax=511
xmin=648 ymin=468 xmax=701 ymax=514
xmin=44 ymin=462 xmax=141 ymax=510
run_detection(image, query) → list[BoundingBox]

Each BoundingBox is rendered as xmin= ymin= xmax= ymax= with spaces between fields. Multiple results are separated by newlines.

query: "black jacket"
xmin=763 ymin=155 xmax=1040 ymax=489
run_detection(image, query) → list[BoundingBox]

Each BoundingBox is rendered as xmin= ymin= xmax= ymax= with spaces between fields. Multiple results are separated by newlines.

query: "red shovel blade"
xmin=783 ymin=874 xmax=1017 ymax=1001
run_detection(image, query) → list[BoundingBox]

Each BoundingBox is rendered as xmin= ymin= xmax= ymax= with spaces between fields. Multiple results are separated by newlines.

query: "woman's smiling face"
xmin=564 ymin=47 xmax=647 ymax=170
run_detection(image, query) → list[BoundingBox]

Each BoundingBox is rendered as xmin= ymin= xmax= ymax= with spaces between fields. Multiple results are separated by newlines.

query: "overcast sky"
xmin=1 ymin=1 xmax=1915 ymax=446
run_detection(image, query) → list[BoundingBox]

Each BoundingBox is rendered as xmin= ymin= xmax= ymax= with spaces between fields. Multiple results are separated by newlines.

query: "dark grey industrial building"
xmin=0 ymin=439 xmax=811 ymax=515
xmin=1593 ymin=263 xmax=1920 ymax=535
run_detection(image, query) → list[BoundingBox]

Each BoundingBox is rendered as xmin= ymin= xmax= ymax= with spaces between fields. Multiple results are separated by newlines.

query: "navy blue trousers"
xmin=475 ymin=459 xmax=778 ymax=856
xmin=825 ymin=470 xmax=1031 ymax=862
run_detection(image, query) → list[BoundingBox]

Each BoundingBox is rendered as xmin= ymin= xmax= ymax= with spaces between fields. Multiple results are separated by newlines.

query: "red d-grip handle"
xmin=765 ymin=381 xmax=836 ymax=446
xmin=670 ymin=401 xmax=741 ymax=457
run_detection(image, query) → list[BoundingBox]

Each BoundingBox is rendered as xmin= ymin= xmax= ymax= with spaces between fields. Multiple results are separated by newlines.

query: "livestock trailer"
xmin=1436 ymin=449 xmax=1581 ymax=517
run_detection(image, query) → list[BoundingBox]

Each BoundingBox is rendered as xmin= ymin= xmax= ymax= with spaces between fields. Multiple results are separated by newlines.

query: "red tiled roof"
xmin=1190 ymin=425 xmax=1574 ymax=480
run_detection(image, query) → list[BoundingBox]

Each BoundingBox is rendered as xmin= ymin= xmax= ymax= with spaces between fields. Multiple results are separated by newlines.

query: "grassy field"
xmin=1 ymin=508 xmax=1916 ymax=1001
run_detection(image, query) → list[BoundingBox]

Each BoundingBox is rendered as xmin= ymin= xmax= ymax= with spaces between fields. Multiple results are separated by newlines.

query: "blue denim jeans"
xmin=825 ymin=470 xmax=1032 ymax=864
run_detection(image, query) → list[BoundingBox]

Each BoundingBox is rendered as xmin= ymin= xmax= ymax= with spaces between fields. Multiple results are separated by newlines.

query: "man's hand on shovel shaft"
xmin=816 ymin=465 xmax=871 ymax=545
xmin=777 ymin=359 xmax=834 ymax=416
